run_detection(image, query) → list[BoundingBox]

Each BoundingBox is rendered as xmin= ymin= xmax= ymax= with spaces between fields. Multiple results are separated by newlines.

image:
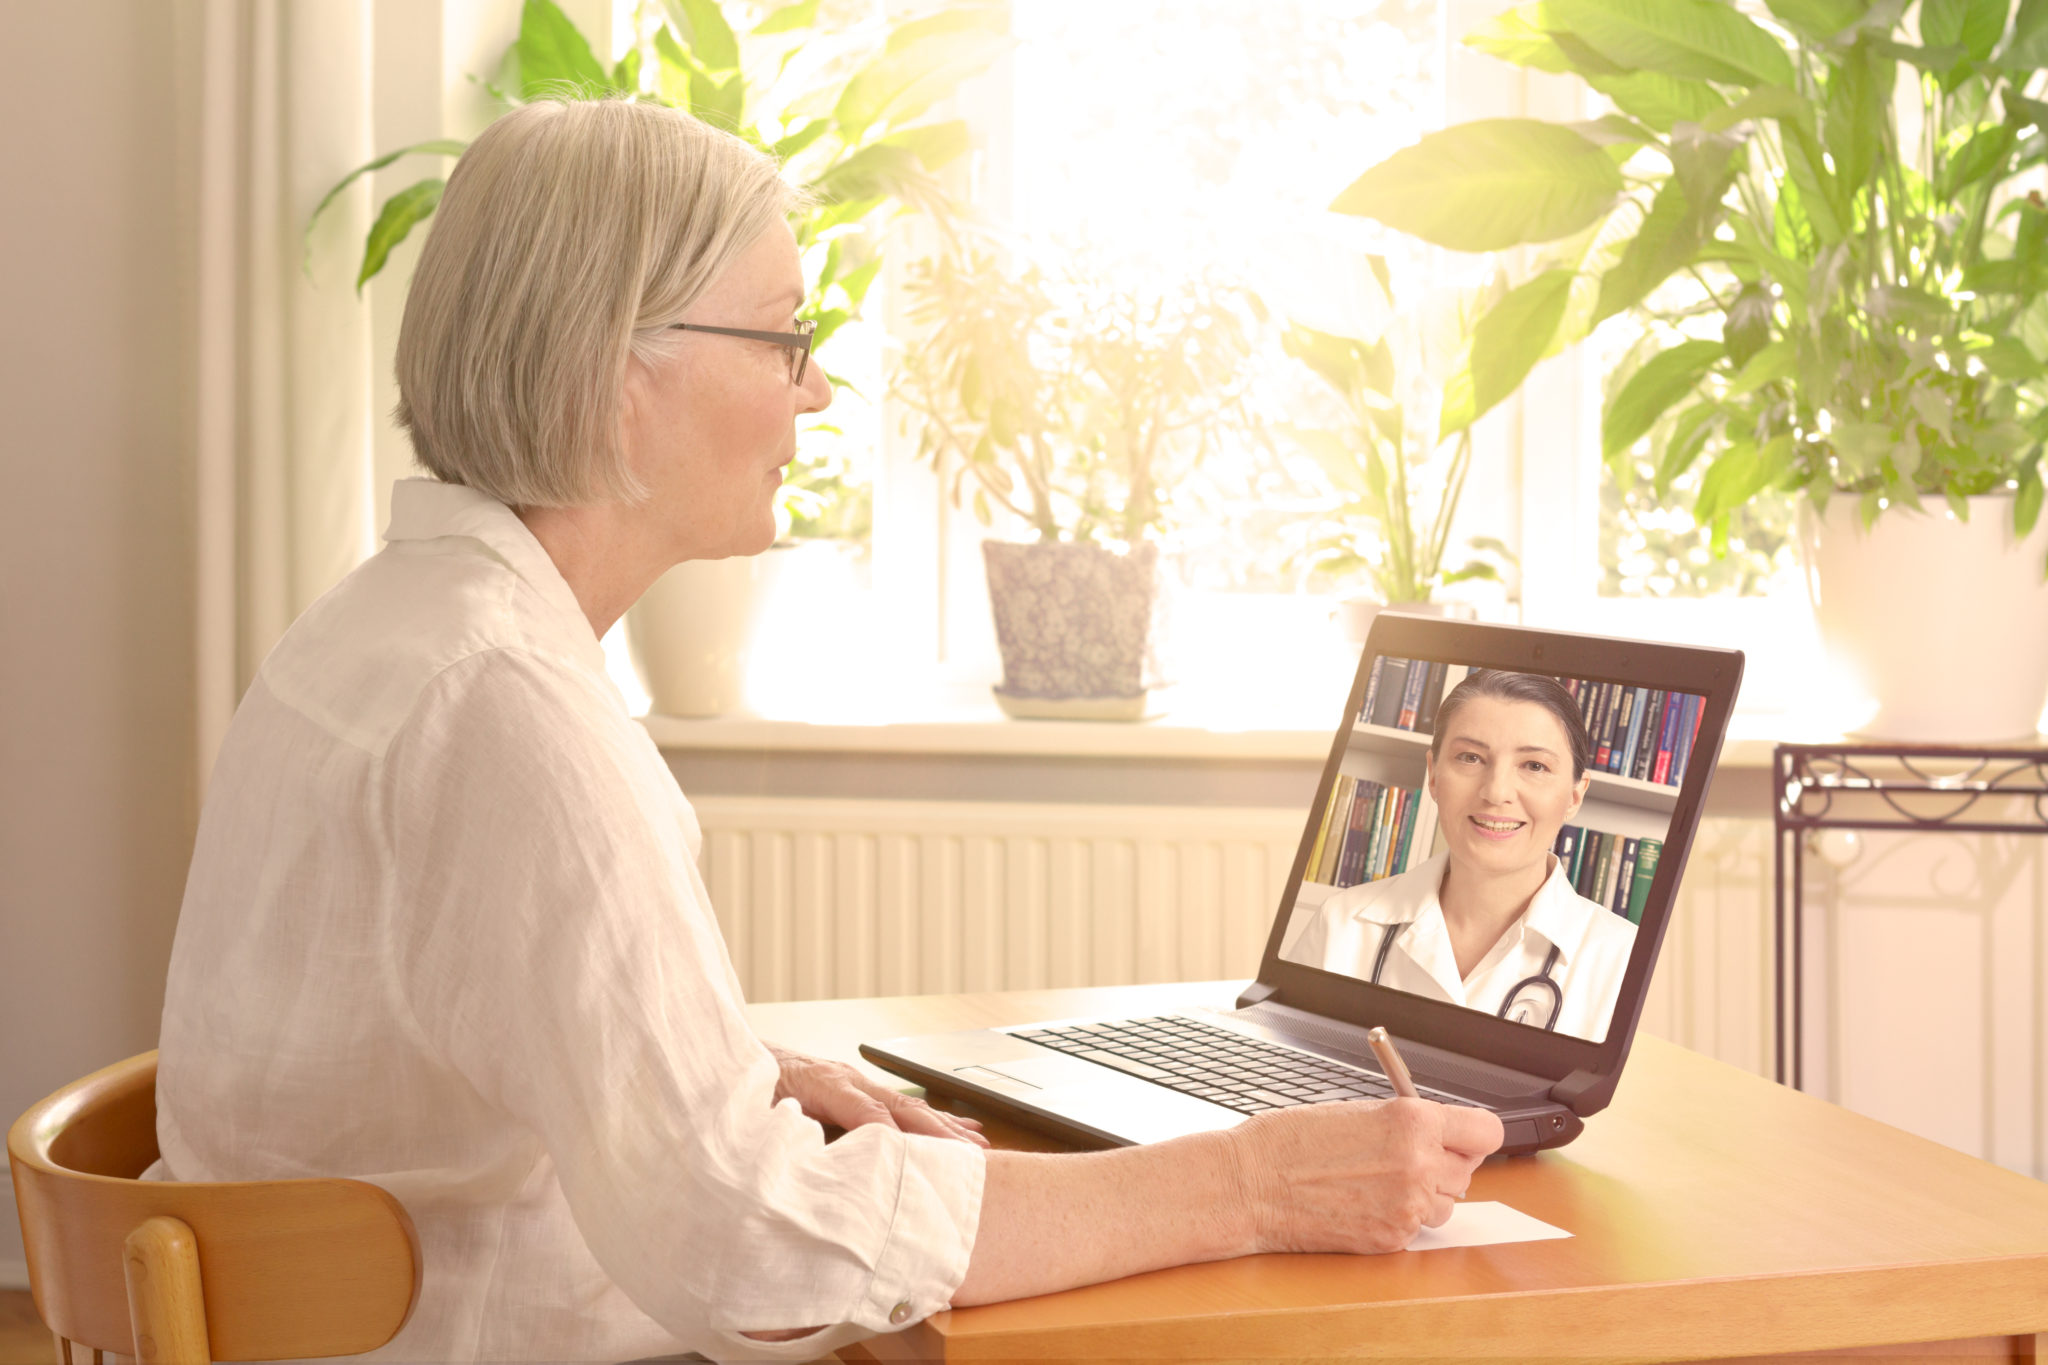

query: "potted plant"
xmin=312 ymin=0 xmax=1004 ymax=716
xmin=1277 ymin=269 xmax=1515 ymax=639
xmin=1332 ymin=0 xmax=2048 ymax=739
xmin=892 ymin=245 xmax=1261 ymax=719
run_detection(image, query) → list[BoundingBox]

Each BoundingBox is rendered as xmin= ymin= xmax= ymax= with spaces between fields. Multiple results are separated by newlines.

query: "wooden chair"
xmin=8 ymin=1051 xmax=421 ymax=1364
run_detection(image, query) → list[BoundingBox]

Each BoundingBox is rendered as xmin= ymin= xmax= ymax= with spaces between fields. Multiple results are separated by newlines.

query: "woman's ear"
xmin=1566 ymin=771 xmax=1591 ymax=820
xmin=1425 ymin=747 xmax=1437 ymax=801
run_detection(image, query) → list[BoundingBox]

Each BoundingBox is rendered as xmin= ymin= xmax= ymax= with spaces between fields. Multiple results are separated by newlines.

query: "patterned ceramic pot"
xmin=982 ymin=540 xmax=1164 ymax=719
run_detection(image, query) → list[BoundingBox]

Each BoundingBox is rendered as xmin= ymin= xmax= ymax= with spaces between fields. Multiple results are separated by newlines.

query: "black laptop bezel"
xmin=1247 ymin=615 xmax=1743 ymax=1110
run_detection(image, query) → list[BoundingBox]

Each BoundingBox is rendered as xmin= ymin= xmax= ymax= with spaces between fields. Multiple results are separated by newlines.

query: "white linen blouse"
xmin=152 ymin=477 xmax=984 ymax=1363
xmin=1281 ymin=852 xmax=1638 ymax=1043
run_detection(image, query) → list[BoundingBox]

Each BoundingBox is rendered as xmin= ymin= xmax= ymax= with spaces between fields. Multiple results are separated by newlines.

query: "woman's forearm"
xmin=949 ymin=1099 xmax=1504 ymax=1307
xmin=951 ymin=1134 xmax=1253 ymax=1305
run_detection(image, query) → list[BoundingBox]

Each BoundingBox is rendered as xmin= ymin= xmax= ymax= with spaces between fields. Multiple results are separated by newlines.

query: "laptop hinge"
xmin=1548 ymin=1068 xmax=1612 ymax=1113
xmin=1235 ymin=980 xmax=1280 ymax=1009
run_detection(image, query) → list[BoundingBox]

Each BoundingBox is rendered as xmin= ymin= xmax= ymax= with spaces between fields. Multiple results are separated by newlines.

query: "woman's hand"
xmin=1225 ymin=1097 xmax=1504 ymax=1254
xmin=765 ymin=1043 xmax=990 ymax=1148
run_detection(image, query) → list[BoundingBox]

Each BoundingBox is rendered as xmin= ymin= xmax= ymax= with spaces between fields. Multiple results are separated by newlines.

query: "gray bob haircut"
xmin=396 ymin=99 xmax=796 ymax=507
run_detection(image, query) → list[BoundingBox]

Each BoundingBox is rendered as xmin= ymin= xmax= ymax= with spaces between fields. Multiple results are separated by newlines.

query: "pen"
xmin=1366 ymin=1026 xmax=1419 ymax=1099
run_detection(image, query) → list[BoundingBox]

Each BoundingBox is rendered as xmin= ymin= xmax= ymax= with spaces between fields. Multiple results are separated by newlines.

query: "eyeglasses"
xmin=669 ymin=318 xmax=817 ymax=385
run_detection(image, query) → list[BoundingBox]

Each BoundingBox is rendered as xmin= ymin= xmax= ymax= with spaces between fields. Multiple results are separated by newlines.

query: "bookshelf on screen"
xmin=1289 ymin=657 xmax=1705 ymax=930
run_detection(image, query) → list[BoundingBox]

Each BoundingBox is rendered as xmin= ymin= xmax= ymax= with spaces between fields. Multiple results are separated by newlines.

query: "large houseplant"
xmin=1334 ymin=0 xmax=2048 ymax=738
xmin=1278 ymin=268 xmax=1514 ymax=631
xmin=892 ymin=245 xmax=1261 ymax=718
xmin=316 ymin=0 xmax=1003 ymax=717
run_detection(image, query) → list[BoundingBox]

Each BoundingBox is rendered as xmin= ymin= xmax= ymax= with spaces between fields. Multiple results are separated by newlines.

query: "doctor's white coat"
xmin=1283 ymin=851 xmax=1638 ymax=1043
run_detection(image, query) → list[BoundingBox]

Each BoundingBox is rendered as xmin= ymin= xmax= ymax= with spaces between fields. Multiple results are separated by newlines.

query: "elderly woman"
xmin=1285 ymin=670 xmax=1638 ymax=1042
xmin=154 ymin=100 xmax=1501 ymax=1362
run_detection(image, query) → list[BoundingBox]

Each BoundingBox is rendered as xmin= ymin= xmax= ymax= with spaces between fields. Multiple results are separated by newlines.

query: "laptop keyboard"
xmin=1009 ymin=1015 xmax=1489 ymax=1116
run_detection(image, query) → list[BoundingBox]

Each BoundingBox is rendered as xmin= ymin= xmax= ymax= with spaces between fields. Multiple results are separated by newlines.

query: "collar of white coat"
xmin=383 ymin=477 xmax=608 ymax=676
xmin=1342 ymin=850 xmax=1598 ymax=966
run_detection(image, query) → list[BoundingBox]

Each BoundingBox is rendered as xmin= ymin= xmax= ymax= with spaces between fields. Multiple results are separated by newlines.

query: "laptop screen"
xmin=1275 ymin=657 xmax=1708 ymax=1044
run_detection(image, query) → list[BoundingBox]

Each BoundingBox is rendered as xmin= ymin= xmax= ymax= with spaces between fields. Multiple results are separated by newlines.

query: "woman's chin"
xmin=1449 ymin=832 xmax=1546 ymax=875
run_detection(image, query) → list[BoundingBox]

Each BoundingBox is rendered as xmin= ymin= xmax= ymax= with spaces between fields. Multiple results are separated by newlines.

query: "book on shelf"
xmin=1367 ymin=658 xmax=1409 ymax=728
xmin=1548 ymin=675 xmax=1702 ymax=789
xmin=1305 ymin=772 xmax=1438 ymax=889
xmin=1360 ymin=656 xmax=1385 ymax=726
xmin=1625 ymin=837 xmax=1660 ymax=924
xmin=1553 ymin=821 xmax=1664 ymax=922
xmin=1630 ymin=690 xmax=1663 ymax=782
xmin=1359 ymin=656 xmax=1453 ymax=736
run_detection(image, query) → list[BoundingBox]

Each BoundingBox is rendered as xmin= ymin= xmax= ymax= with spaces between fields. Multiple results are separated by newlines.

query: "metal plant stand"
xmin=1772 ymin=742 xmax=2048 ymax=1089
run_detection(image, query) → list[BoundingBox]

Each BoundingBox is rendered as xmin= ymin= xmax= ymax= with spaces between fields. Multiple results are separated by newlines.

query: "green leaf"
xmin=304 ymin=138 xmax=467 ymax=269
xmin=1781 ymin=127 xmax=1845 ymax=243
xmin=1283 ymin=326 xmax=1396 ymax=401
xmin=611 ymin=47 xmax=642 ymax=93
xmin=1546 ymin=0 xmax=1795 ymax=87
xmin=1726 ymin=336 xmax=1796 ymax=395
xmin=1922 ymin=0 xmax=2007 ymax=65
xmin=1821 ymin=43 xmax=1885 ymax=189
xmin=1594 ymin=166 xmax=1725 ymax=323
xmin=2006 ymin=0 xmax=2048 ymax=70
xmin=517 ymin=0 xmax=614 ymax=98
xmin=1655 ymin=400 xmax=1720 ymax=494
xmin=1909 ymin=386 xmax=1954 ymax=444
xmin=753 ymin=0 xmax=818 ymax=36
xmin=1456 ymin=268 xmax=1575 ymax=434
xmin=357 ymin=177 xmax=444 ymax=292
xmin=1722 ymin=282 xmax=1775 ymax=370
xmin=666 ymin=0 xmax=741 ymax=70
xmin=693 ymin=68 xmax=746 ymax=129
xmin=772 ymin=118 xmax=831 ymax=160
xmin=2017 ymin=461 xmax=2044 ymax=536
xmin=1331 ymin=119 xmax=1624 ymax=251
xmin=1586 ymin=70 xmax=1726 ymax=130
xmin=1695 ymin=434 xmax=1790 ymax=525
xmin=1763 ymin=0 xmax=1868 ymax=42
xmin=1286 ymin=425 xmax=1373 ymax=495
xmin=877 ymin=119 xmax=972 ymax=170
xmin=1868 ymin=36 xmax=1968 ymax=72
xmin=1832 ymin=421 xmax=1894 ymax=480
xmin=1697 ymin=83 xmax=1810 ymax=135
xmin=1465 ymin=5 xmax=1579 ymax=72
xmin=1963 ymin=258 xmax=2048 ymax=293
xmin=1980 ymin=334 xmax=2045 ymax=380
xmin=1940 ymin=123 xmax=2017 ymax=199
xmin=1603 ymin=337 xmax=1724 ymax=460
xmin=808 ymin=142 xmax=940 ymax=209
xmin=834 ymin=6 xmax=1008 ymax=141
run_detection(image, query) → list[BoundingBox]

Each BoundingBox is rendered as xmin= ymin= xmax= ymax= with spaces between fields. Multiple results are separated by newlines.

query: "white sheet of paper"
xmin=1405 ymin=1201 xmax=1571 ymax=1251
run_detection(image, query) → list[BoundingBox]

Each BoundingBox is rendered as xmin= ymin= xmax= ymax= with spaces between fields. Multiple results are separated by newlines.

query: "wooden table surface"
xmin=749 ymin=981 xmax=2048 ymax=1364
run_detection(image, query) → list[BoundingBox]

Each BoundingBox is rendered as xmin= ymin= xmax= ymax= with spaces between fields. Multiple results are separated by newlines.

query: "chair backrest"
xmin=8 ymin=1052 xmax=421 ymax=1363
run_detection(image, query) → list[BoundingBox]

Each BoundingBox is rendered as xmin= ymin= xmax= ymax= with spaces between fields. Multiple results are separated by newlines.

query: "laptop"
xmin=861 ymin=616 xmax=1743 ymax=1155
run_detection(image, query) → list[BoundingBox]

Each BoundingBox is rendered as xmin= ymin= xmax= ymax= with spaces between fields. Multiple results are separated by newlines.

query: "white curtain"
xmin=194 ymin=0 xmax=378 ymax=788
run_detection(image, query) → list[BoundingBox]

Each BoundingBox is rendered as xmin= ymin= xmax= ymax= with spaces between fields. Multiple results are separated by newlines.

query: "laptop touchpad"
xmin=953 ymin=1063 xmax=1047 ymax=1097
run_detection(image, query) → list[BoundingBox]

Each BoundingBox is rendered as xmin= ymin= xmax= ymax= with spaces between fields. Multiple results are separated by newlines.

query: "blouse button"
xmin=889 ymin=1301 xmax=913 ymax=1326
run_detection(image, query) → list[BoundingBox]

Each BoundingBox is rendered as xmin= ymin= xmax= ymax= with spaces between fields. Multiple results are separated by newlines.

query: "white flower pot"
xmin=625 ymin=556 xmax=756 ymax=718
xmin=1801 ymin=494 xmax=2048 ymax=741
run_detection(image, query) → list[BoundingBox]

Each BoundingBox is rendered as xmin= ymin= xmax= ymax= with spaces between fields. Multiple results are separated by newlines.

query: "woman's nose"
xmin=798 ymin=357 xmax=833 ymax=415
xmin=1479 ymin=762 xmax=1516 ymax=803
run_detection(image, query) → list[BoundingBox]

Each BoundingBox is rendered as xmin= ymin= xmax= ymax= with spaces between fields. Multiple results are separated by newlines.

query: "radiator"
xmin=693 ymin=799 xmax=1774 ymax=1059
xmin=691 ymin=797 xmax=1304 ymax=1003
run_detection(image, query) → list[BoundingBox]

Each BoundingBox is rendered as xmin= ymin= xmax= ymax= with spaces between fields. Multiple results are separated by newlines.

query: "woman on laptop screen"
xmin=1285 ymin=669 xmax=1636 ymax=1042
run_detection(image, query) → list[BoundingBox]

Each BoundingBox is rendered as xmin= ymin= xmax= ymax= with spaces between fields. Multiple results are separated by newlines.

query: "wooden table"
xmin=748 ymin=981 xmax=2048 ymax=1364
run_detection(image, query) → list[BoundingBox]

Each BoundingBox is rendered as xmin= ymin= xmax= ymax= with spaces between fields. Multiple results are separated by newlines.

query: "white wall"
xmin=0 ymin=3 xmax=200 ymax=1283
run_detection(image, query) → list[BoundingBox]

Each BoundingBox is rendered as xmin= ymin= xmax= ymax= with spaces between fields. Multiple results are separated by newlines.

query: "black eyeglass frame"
xmin=669 ymin=319 xmax=817 ymax=384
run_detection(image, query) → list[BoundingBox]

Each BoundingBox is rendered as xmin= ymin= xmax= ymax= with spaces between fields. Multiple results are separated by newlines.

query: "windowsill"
xmin=638 ymin=688 xmax=1801 ymax=768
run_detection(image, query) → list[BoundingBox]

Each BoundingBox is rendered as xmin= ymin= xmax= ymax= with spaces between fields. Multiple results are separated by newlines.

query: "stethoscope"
xmin=1370 ymin=921 xmax=1565 ymax=1031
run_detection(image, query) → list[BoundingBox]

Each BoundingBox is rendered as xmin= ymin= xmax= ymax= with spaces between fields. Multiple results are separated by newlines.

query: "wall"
xmin=0 ymin=3 xmax=201 ymax=1282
